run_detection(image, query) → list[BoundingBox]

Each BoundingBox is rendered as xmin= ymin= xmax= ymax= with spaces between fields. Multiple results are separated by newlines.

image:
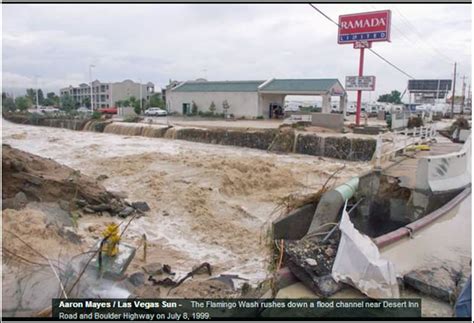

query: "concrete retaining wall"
xmin=295 ymin=133 xmax=376 ymax=161
xmin=311 ymin=113 xmax=344 ymax=131
xmin=415 ymin=135 xmax=471 ymax=193
xmin=4 ymin=114 xmax=89 ymax=131
xmin=286 ymin=112 xmax=344 ymax=131
xmin=4 ymin=114 xmax=377 ymax=161
xmin=175 ymin=127 xmax=277 ymax=150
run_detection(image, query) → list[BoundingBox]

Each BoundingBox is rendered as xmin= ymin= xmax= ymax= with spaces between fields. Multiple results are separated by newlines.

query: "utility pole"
xmin=460 ymin=75 xmax=467 ymax=115
xmin=89 ymin=64 xmax=95 ymax=111
xmin=450 ymin=62 xmax=457 ymax=118
xmin=139 ymin=79 xmax=143 ymax=113
xmin=468 ymin=83 xmax=472 ymax=111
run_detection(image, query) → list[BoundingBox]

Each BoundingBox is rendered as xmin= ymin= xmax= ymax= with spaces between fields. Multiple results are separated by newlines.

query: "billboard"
xmin=345 ymin=76 xmax=376 ymax=91
xmin=338 ymin=10 xmax=391 ymax=44
xmin=407 ymin=79 xmax=452 ymax=92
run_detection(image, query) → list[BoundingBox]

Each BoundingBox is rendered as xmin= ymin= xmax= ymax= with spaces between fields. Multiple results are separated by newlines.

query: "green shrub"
xmin=134 ymin=105 xmax=142 ymax=115
xmin=256 ymin=116 xmax=264 ymax=120
xmin=123 ymin=115 xmax=141 ymax=123
xmin=92 ymin=111 xmax=102 ymax=119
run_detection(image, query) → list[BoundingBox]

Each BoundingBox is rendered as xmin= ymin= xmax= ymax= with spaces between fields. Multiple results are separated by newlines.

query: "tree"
xmin=134 ymin=105 xmax=141 ymax=115
xmin=209 ymin=101 xmax=216 ymax=114
xmin=222 ymin=100 xmax=230 ymax=116
xmin=377 ymin=90 xmax=402 ymax=104
xmin=2 ymin=97 xmax=16 ymax=112
xmin=26 ymin=88 xmax=44 ymax=106
xmin=82 ymin=97 xmax=91 ymax=108
xmin=15 ymin=96 xmax=31 ymax=111
xmin=192 ymin=101 xmax=198 ymax=115
xmin=149 ymin=93 xmax=165 ymax=108
xmin=60 ymin=93 xmax=75 ymax=111
xmin=46 ymin=92 xmax=60 ymax=107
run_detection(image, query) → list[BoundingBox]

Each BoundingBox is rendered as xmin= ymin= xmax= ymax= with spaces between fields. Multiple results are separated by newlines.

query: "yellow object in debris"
xmin=406 ymin=144 xmax=431 ymax=151
xmin=101 ymin=224 xmax=120 ymax=257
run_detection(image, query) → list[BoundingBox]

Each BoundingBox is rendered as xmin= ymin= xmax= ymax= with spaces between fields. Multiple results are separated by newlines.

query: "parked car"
xmin=98 ymin=107 xmax=117 ymax=115
xmin=145 ymin=107 xmax=167 ymax=116
xmin=77 ymin=107 xmax=91 ymax=113
xmin=39 ymin=107 xmax=60 ymax=113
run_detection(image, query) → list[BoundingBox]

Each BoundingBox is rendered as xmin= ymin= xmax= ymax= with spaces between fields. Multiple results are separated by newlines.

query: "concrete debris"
xmin=128 ymin=272 xmax=146 ymax=287
xmin=118 ymin=206 xmax=135 ymax=218
xmin=285 ymin=238 xmax=342 ymax=297
xmin=96 ymin=174 xmax=109 ymax=181
xmin=404 ymin=265 xmax=471 ymax=303
xmin=132 ymin=201 xmax=150 ymax=212
xmin=142 ymin=262 xmax=164 ymax=276
xmin=209 ymin=274 xmax=249 ymax=290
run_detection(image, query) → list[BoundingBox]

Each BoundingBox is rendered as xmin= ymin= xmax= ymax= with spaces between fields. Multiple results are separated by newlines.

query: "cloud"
xmin=2 ymin=4 xmax=471 ymax=102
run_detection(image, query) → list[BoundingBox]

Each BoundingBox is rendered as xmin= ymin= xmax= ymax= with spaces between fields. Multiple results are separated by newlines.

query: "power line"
xmin=394 ymin=7 xmax=453 ymax=63
xmin=308 ymin=3 xmax=415 ymax=79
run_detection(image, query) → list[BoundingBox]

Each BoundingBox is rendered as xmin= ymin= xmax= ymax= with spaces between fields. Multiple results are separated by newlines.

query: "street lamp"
xmin=89 ymin=64 xmax=95 ymax=111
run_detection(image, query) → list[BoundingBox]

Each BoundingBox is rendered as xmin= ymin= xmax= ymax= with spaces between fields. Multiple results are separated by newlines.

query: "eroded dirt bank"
xmin=2 ymin=120 xmax=371 ymax=314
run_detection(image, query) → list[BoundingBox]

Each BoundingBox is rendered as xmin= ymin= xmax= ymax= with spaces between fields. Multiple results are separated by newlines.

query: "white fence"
xmin=373 ymin=125 xmax=437 ymax=168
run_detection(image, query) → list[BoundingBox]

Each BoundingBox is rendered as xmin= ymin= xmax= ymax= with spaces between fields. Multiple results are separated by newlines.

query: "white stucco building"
xmin=166 ymin=78 xmax=347 ymax=119
xmin=60 ymin=79 xmax=154 ymax=109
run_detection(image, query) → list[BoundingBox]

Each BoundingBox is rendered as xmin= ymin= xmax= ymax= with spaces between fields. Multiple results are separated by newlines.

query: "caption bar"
xmin=53 ymin=298 xmax=421 ymax=320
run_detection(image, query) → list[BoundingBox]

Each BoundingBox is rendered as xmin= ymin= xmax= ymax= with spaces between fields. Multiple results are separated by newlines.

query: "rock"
xmin=83 ymin=207 xmax=95 ymax=214
xmin=118 ymin=206 xmax=134 ymax=218
xmin=3 ymin=192 xmax=29 ymax=210
xmin=90 ymin=203 xmax=110 ymax=212
xmin=305 ymin=258 xmax=318 ymax=266
xmin=162 ymin=210 xmax=170 ymax=217
xmin=74 ymin=199 xmax=88 ymax=207
xmin=193 ymin=263 xmax=212 ymax=275
xmin=132 ymin=201 xmax=150 ymax=212
xmin=58 ymin=199 xmax=70 ymax=211
xmin=128 ymin=272 xmax=145 ymax=287
xmin=324 ymin=247 xmax=335 ymax=257
xmin=142 ymin=262 xmax=163 ymax=276
xmin=101 ymin=211 xmax=111 ymax=217
xmin=96 ymin=174 xmax=109 ymax=181
xmin=109 ymin=199 xmax=124 ymax=214
xmin=59 ymin=228 xmax=83 ymax=244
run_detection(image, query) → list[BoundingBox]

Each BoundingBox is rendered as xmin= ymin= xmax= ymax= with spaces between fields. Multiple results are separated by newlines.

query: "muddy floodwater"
xmin=2 ymin=120 xmax=370 ymax=290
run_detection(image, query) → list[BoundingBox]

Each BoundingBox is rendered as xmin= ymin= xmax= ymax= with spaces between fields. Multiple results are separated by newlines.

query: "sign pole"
xmin=355 ymin=47 xmax=365 ymax=126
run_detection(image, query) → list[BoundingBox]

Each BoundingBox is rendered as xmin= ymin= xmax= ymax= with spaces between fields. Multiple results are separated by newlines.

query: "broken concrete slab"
xmin=284 ymin=239 xmax=343 ymax=297
xmin=88 ymin=242 xmax=136 ymax=279
xmin=404 ymin=266 xmax=467 ymax=303
xmin=142 ymin=262 xmax=163 ymax=276
xmin=132 ymin=201 xmax=150 ymax=212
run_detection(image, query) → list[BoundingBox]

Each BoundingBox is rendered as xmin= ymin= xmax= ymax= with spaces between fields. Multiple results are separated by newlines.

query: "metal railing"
xmin=373 ymin=124 xmax=437 ymax=169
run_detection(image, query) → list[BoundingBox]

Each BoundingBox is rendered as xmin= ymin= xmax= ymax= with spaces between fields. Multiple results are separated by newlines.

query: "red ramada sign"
xmin=338 ymin=10 xmax=391 ymax=44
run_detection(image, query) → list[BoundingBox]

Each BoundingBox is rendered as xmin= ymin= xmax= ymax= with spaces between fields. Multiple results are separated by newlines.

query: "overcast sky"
xmin=2 ymin=4 xmax=471 ymax=102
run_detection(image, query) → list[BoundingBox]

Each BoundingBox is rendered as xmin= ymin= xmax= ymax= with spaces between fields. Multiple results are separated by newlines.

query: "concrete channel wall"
xmin=3 ymin=115 xmax=377 ymax=161
xmin=415 ymin=135 xmax=471 ymax=193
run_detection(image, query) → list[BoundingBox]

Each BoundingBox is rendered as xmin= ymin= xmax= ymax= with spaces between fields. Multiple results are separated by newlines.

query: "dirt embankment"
xmin=2 ymin=144 xmax=133 ymax=216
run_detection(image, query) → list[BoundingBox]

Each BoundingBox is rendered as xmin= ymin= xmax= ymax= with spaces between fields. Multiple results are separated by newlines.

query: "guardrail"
xmin=373 ymin=124 xmax=437 ymax=169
